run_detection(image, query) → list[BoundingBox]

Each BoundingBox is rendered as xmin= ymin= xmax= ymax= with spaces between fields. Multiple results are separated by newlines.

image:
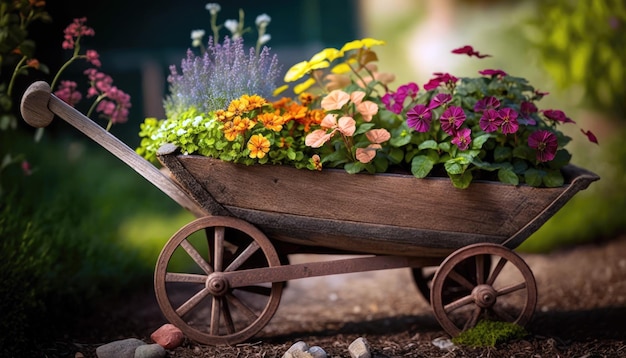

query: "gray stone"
xmin=308 ymin=345 xmax=328 ymax=358
xmin=282 ymin=341 xmax=309 ymax=358
xmin=134 ymin=344 xmax=166 ymax=358
xmin=96 ymin=338 xmax=146 ymax=358
xmin=348 ymin=337 xmax=371 ymax=358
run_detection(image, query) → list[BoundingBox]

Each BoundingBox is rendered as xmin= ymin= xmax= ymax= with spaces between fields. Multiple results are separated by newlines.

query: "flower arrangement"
xmin=137 ymin=3 xmax=597 ymax=189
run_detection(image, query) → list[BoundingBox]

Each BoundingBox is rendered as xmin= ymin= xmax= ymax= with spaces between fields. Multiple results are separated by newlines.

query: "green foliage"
xmin=0 ymin=133 xmax=182 ymax=355
xmin=452 ymin=320 xmax=528 ymax=347
xmin=527 ymin=0 xmax=626 ymax=116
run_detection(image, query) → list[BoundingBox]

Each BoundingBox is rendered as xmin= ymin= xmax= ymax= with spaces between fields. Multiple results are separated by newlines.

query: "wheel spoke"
xmin=180 ymin=239 xmax=213 ymax=275
xmin=221 ymin=298 xmax=236 ymax=334
xmin=214 ymin=227 xmax=225 ymax=272
xmin=165 ymin=272 xmax=208 ymax=284
xmin=176 ymin=287 xmax=211 ymax=317
xmin=464 ymin=306 xmax=482 ymax=330
xmin=226 ymin=292 xmax=258 ymax=321
xmin=444 ymin=294 xmax=475 ymax=313
xmin=236 ymin=285 xmax=272 ymax=296
xmin=448 ymin=269 xmax=476 ymax=291
xmin=475 ymin=255 xmax=486 ymax=285
xmin=497 ymin=282 xmax=527 ymax=296
xmin=486 ymin=257 xmax=508 ymax=285
xmin=225 ymin=241 xmax=260 ymax=272
xmin=210 ymin=297 xmax=221 ymax=335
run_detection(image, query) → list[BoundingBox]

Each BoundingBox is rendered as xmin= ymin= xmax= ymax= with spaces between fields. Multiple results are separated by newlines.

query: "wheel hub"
xmin=206 ymin=273 xmax=229 ymax=296
xmin=472 ymin=284 xmax=497 ymax=308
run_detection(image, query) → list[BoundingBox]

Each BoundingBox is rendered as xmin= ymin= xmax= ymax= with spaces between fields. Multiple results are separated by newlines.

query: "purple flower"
xmin=428 ymin=93 xmax=452 ymax=109
xmin=498 ymin=108 xmax=519 ymax=134
xmin=406 ymin=104 xmax=432 ymax=132
xmin=479 ymin=69 xmax=507 ymax=77
xmin=440 ymin=106 xmax=466 ymax=135
xmin=519 ymin=101 xmax=538 ymax=125
xmin=423 ymin=72 xmax=458 ymax=91
xmin=474 ymin=96 xmax=500 ymax=113
xmin=396 ymin=82 xmax=419 ymax=99
xmin=528 ymin=130 xmax=558 ymax=162
xmin=479 ymin=108 xmax=501 ymax=133
xmin=451 ymin=128 xmax=472 ymax=150
xmin=543 ymin=109 xmax=575 ymax=124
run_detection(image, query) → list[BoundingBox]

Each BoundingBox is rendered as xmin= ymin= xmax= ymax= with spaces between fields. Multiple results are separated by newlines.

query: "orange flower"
xmin=247 ymin=134 xmax=271 ymax=158
xmin=241 ymin=94 xmax=266 ymax=111
xmin=257 ymin=112 xmax=285 ymax=131
xmin=26 ymin=59 xmax=40 ymax=70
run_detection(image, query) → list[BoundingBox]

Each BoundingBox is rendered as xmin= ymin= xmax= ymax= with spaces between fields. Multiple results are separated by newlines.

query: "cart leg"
xmin=154 ymin=216 xmax=284 ymax=345
xmin=430 ymin=243 xmax=537 ymax=336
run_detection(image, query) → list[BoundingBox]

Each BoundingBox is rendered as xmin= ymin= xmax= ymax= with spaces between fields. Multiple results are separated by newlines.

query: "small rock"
xmin=134 ymin=343 xmax=166 ymax=358
xmin=348 ymin=337 xmax=371 ymax=358
xmin=282 ymin=341 xmax=309 ymax=358
xmin=151 ymin=323 xmax=185 ymax=349
xmin=75 ymin=353 xmax=85 ymax=358
xmin=308 ymin=345 xmax=327 ymax=358
xmin=432 ymin=337 xmax=456 ymax=350
xmin=96 ymin=338 xmax=146 ymax=358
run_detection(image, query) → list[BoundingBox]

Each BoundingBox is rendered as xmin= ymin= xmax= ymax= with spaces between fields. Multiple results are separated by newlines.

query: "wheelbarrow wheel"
xmin=430 ymin=243 xmax=537 ymax=336
xmin=412 ymin=255 xmax=492 ymax=304
xmin=154 ymin=216 xmax=284 ymax=345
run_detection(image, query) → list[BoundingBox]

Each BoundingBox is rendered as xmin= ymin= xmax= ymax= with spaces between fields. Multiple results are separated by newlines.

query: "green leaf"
xmin=498 ymin=167 xmax=519 ymax=185
xmin=543 ymin=170 xmax=564 ymax=187
xmin=494 ymin=146 xmax=512 ymax=162
xmin=344 ymin=161 xmax=365 ymax=174
xmin=411 ymin=155 xmax=435 ymax=178
xmin=355 ymin=122 xmax=375 ymax=135
xmin=471 ymin=134 xmax=492 ymax=150
xmin=444 ymin=157 xmax=469 ymax=175
xmin=388 ymin=147 xmax=404 ymax=164
xmin=418 ymin=139 xmax=438 ymax=150
xmin=449 ymin=171 xmax=473 ymax=189
xmin=524 ymin=168 xmax=544 ymax=187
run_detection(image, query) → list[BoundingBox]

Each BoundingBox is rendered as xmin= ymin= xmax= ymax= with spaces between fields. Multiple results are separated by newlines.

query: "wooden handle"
xmin=20 ymin=81 xmax=208 ymax=218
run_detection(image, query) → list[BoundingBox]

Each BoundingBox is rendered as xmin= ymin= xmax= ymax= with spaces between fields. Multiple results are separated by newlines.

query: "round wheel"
xmin=430 ymin=243 xmax=537 ymax=336
xmin=154 ymin=216 xmax=284 ymax=345
xmin=412 ymin=256 xmax=491 ymax=303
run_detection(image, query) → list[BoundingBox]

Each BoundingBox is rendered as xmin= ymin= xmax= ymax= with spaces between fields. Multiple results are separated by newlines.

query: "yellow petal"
xmin=331 ymin=63 xmax=352 ymax=74
xmin=340 ymin=39 xmax=364 ymax=53
xmin=310 ymin=48 xmax=341 ymax=64
xmin=360 ymin=38 xmax=386 ymax=48
xmin=273 ymin=84 xmax=289 ymax=96
xmin=293 ymin=78 xmax=316 ymax=95
xmin=284 ymin=60 xmax=310 ymax=82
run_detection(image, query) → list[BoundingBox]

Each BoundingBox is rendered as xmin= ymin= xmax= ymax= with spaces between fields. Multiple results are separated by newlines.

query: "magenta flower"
xmin=54 ymin=80 xmax=82 ymax=107
xmin=451 ymin=45 xmax=491 ymax=58
xmin=381 ymin=93 xmax=403 ymax=114
xmin=498 ymin=108 xmax=519 ymax=134
xmin=543 ymin=109 xmax=575 ymax=124
xmin=479 ymin=69 xmax=507 ymax=77
xmin=581 ymin=129 xmax=599 ymax=144
xmin=474 ymin=96 xmax=500 ymax=113
xmin=519 ymin=101 xmax=538 ymax=125
xmin=396 ymin=82 xmax=419 ymax=99
xmin=62 ymin=18 xmax=95 ymax=50
xmin=451 ymin=128 xmax=472 ymax=150
xmin=479 ymin=108 xmax=501 ymax=133
xmin=406 ymin=104 xmax=432 ymax=132
xmin=423 ymin=72 xmax=458 ymax=90
xmin=428 ymin=93 xmax=452 ymax=109
xmin=528 ymin=130 xmax=558 ymax=162
xmin=440 ymin=106 xmax=466 ymax=135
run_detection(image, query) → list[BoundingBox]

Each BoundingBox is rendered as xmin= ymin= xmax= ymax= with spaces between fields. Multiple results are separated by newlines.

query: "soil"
xmin=54 ymin=235 xmax=626 ymax=358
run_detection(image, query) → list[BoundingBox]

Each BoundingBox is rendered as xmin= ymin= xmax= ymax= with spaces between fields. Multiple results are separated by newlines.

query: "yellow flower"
xmin=340 ymin=38 xmax=385 ymax=53
xmin=228 ymin=98 xmax=250 ymax=115
xmin=247 ymin=134 xmax=271 ymax=158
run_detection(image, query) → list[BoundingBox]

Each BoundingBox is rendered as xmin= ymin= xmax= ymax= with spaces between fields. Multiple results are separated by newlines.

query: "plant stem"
xmin=7 ymin=56 xmax=27 ymax=96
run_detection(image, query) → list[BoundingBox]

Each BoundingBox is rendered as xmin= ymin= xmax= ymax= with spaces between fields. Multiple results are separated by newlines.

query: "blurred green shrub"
xmin=0 ymin=132 xmax=184 ymax=356
xmin=527 ymin=0 xmax=626 ymax=116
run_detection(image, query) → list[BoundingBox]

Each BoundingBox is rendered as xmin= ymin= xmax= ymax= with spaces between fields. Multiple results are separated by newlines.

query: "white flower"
xmin=205 ymin=3 xmax=221 ymax=15
xmin=224 ymin=19 xmax=239 ymax=35
xmin=255 ymin=13 xmax=271 ymax=28
xmin=176 ymin=128 xmax=187 ymax=136
xmin=258 ymin=34 xmax=271 ymax=46
xmin=193 ymin=116 xmax=203 ymax=126
xmin=190 ymin=29 xmax=205 ymax=47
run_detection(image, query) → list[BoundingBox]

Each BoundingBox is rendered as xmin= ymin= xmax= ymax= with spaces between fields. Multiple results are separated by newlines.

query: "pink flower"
xmin=543 ymin=109 xmax=575 ymax=124
xmin=356 ymin=100 xmax=378 ymax=122
xmin=428 ymin=93 xmax=452 ymax=109
xmin=406 ymin=104 xmax=432 ymax=132
xmin=423 ymin=72 xmax=458 ymax=91
xmin=321 ymin=89 xmax=350 ymax=110
xmin=474 ymin=96 xmax=500 ymax=113
xmin=84 ymin=69 xmax=113 ymax=98
xmin=85 ymin=49 xmax=101 ymax=67
xmin=54 ymin=80 xmax=82 ymax=107
xmin=528 ymin=130 xmax=558 ymax=162
xmin=356 ymin=144 xmax=381 ymax=164
xmin=62 ymin=18 xmax=95 ymax=49
xmin=451 ymin=128 xmax=472 ymax=150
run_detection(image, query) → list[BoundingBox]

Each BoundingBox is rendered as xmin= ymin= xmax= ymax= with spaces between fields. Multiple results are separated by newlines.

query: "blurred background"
xmin=1 ymin=0 xmax=624 ymax=355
